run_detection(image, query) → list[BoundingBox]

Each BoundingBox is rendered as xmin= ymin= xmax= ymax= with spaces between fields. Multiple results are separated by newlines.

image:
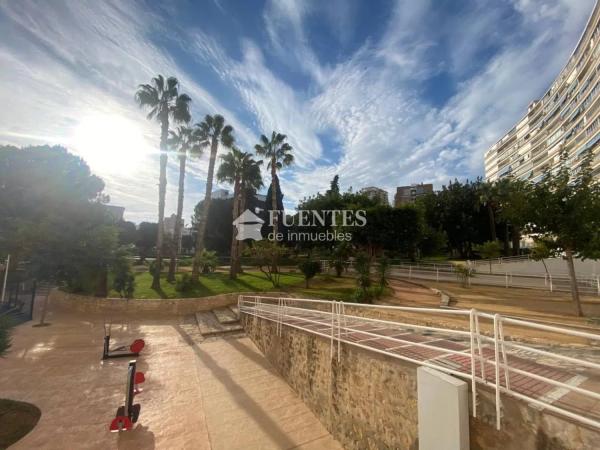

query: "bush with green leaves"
xmin=0 ymin=316 xmax=14 ymax=357
xmin=148 ymin=259 xmax=167 ymax=275
xmin=195 ymin=249 xmax=218 ymax=274
xmin=331 ymin=242 xmax=351 ymax=277
xmin=454 ymin=264 xmax=475 ymax=287
xmin=377 ymin=256 xmax=390 ymax=287
xmin=354 ymin=253 xmax=371 ymax=290
xmin=111 ymin=247 xmax=135 ymax=298
xmin=175 ymin=273 xmax=196 ymax=292
xmin=298 ymin=260 xmax=321 ymax=288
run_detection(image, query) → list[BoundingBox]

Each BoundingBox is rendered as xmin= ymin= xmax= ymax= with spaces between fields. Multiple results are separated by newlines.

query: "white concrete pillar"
xmin=417 ymin=367 xmax=469 ymax=450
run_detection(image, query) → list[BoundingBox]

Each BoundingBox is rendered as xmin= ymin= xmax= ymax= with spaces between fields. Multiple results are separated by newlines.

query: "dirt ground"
xmin=374 ymin=279 xmax=600 ymax=346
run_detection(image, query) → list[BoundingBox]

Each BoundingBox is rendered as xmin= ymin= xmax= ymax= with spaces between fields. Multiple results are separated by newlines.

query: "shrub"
xmin=377 ymin=256 xmax=390 ymax=287
xmin=195 ymin=250 xmax=218 ymax=274
xmin=112 ymin=249 xmax=135 ymax=298
xmin=175 ymin=273 xmax=196 ymax=293
xmin=298 ymin=260 xmax=321 ymax=288
xmin=148 ymin=259 xmax=167 ymax=275
xmin=0 ymin=316 xmax=14 ymax=357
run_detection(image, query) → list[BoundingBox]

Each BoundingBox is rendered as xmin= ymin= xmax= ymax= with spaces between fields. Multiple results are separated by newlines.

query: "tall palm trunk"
xmin=168 ymin=153 xmax=186 ymax=282
xmin=152 ymin=114 xmax=169 ymax=290
xmin=192 ymin=137 xmax=219 ymax=280
xmin=229 ymin=177 xmax=241 ymax=279
xmin=565 ymin=248 xmax=584 ymax=317
xmin=271 ymin=157 xmax=278 ymax=236
xmin=235 ymin=190 xmax=246 ymax=274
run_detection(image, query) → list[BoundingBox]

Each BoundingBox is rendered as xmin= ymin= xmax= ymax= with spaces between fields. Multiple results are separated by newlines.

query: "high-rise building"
xmin=484 ymin=2 xmax=600 ymax=183
xmin=394 ymin=184 xmax=433 ymax=207
xmin=359 ymin=186 xmax=390 ymax=205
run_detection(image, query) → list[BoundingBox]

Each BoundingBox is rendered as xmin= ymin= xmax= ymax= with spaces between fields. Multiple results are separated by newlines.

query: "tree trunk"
xmin=168 ymin=153 xmax=186 ymax=282
xmin=192 ymin=137 xmax=218 ymax=280
xmin=236 ymin=191 xmax=246 ymax=274
xmin=229 ymin=178 xmax=241 ymax=279
xmin=488 ymin=205 xmax=497 ymax=241
xmin=511 ymin=225 xmax=521 ymax=256
xmin=271 ymin=158 xmax=278 ymax=237
xmin=565 ymin=248 xmax=583 ymax=316
xmin=503 ymin=223 xmax=510 ymax=256
xmin=153 ymin=115 xmax=169 ymax=290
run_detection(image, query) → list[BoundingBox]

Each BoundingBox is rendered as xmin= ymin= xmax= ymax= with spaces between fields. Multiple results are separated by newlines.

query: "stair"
xmin=195 ymin=305 xmax=243 ymax=337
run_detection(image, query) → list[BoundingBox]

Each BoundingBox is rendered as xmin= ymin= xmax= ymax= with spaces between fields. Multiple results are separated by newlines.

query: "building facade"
xmin=394 ymin=183 xmax=433 ymax=207
xmin=360 ymin=186 xmax=390 ymax=205
xmin=485 ymin=2 xmax=600 ymax=183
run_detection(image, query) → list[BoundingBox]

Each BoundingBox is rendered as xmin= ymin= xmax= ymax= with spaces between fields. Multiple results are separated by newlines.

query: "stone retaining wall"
xmin=242 ymin=313 xmax=600 ymax=450
xmin=48 ymin=290 xmax=287 ymax=317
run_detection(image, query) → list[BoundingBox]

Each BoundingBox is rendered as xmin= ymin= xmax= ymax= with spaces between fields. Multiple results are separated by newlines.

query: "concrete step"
xmin=195 ymin=310 xmax=243 ymax=337
xmin=228 ymin=304 xmax=240 ymax=319
xmin=213 ymin=307 xmax=239 ymax=325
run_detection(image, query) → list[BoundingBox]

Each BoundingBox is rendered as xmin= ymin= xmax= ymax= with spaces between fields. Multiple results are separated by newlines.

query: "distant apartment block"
xmin=104 ymin=204 xmax=125 ymax=222
xmin=212 ymin=188 xmax=232 ymax=200
xmin=484 ymin=1 xmax=600 ymax=183
xmin=394 ymin=183 xmax=433 ymax=207
xmin=360 ymin=186 xmax=390 ymax=205
xmin=163 ymin=213 xmax=181 ymax=236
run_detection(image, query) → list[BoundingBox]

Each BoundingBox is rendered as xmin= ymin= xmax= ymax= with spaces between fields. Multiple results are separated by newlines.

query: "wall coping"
xmin=49 ymin=289 xmax=291 ymax=316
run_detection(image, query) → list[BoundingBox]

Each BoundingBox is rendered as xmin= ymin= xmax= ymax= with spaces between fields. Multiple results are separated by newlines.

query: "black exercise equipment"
xmin=102 ymin=322 xmax=145 ymax=360
xmin=109 ymin=360 xmax=145 ymax=432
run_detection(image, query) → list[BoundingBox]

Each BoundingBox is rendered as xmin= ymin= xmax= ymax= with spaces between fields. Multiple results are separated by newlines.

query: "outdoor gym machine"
xmin=109 ymin=360 xmax=146 ymax=432
xmin=103 ymin=322 xmax=145 ymax=360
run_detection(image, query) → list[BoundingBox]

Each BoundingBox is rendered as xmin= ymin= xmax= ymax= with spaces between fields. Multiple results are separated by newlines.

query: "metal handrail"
xmin=239 ymin=295 xmax=600 ymax=431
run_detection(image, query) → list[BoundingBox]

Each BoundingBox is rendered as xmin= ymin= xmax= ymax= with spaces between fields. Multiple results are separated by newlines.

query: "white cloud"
xmin=0 ymin=0 xmax=595 ymax=218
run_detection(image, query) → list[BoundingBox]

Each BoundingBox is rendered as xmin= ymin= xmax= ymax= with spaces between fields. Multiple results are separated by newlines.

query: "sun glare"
xmin=73 ymin=114 xmax=149 ymax=174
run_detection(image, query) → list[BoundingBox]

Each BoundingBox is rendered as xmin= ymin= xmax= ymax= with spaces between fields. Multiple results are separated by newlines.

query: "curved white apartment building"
xmin=484 ymin=1 xmax=600 ymax=183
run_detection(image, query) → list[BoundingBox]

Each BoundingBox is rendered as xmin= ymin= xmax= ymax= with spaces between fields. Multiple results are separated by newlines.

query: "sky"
xmin=0 ymin=0 xmax=595 ymax=223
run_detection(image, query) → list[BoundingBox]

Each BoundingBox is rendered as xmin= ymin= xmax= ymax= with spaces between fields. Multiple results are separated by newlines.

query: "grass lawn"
xmin=125 ymin=270 xmax=361 ymax=300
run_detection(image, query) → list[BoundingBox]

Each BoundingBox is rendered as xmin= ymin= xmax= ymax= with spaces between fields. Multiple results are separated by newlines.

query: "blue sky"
xmin=0 ymin=0 xmax=595 ymax=223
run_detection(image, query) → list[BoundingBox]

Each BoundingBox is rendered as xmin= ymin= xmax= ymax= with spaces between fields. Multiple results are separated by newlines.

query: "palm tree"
xmin=166 ymin=126 xmax=203 ymax=282
xmin=477 ymin=181 xmax=498 ymax=242
xmin=135 ymin=75 xmax=191 ymax=290
xmin=217 ymin=148 xmax=263 ymax=278
xmin=192 ymin=114 xmax=235 ymax=280
xmin=254 ymin=131 xmax=294 ymax=237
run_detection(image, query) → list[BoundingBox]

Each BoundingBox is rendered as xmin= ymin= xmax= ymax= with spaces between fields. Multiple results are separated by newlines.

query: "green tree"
xmin=112 ymin=247 xmax=135 ymax=298
xmin=135 ymin=75 xmax=192 ymax=290
xmin=0 ymin=317 xmax=14 ymax=357
xmin=135 ymin=222 xmax=158 ymax=263
xmin=254 ymin=132 xmax=294 ymax=237
xmin=526 ymin=153 xmax=600 ymax=316
xmin=166 ymin=126 xmax=203 ymax=282
xmin=247 ymin=241 xmax=288 ymax=287
xmin=496 ymin=177 xmax=532 ymax=256
xmin=0 ymin=146 xmax=122 ymax=295
xmin=217 ymin=148 xmax=263 ymax=279
xmin=327 ymin=174 xmax=340 ymax=197
xmin=530 ymin=239 xmax=552 ymax=278
xmin=477 ymin=181 xmax=498 ymax=241
xmin=192 ymin=114 xmax=235 ymax=280
xmin=475 ymin=240 xmax=502 ymax=274
xmin=298 ymin=260 xmax=320 ymax=288
xmin=377 ymin=256 xmax=391 ymax=287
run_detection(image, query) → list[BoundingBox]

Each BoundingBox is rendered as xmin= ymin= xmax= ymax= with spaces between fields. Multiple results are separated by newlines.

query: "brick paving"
xmin=244 ymin=303 xmax=600 ymax=427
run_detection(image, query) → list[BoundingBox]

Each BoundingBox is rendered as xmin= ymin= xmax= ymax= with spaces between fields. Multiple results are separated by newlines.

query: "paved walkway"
xmin=243 ymin=302 xmax=600 ymax=427
xmin=0 ymin=306 xmax=341 ymax=449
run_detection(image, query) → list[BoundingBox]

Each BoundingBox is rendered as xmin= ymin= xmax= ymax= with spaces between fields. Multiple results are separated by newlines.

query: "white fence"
xmin=239 ymin=295 xmax=600 ymax=431
xmin=319 ymin=259 xmax=600 ymax=296
xmin=387 ymin=264 xmax=600 ymax=296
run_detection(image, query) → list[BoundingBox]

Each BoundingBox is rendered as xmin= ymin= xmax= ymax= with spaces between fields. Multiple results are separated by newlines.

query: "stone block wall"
xmin=48 ymin=290 xmax=282 ymax=317
xmin=243 ymin=313 xmax=600 ymax=450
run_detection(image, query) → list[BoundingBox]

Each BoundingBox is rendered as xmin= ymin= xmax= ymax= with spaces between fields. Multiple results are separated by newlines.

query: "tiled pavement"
xmin=243 ymin=304 xmax=600 ymax=427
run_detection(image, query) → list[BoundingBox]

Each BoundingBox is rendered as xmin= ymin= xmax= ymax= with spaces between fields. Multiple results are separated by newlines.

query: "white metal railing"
xmin=239 ymin=295 xmax=600 ymax=431
xmin=387 ymin=264 xmax=600 ymax=296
